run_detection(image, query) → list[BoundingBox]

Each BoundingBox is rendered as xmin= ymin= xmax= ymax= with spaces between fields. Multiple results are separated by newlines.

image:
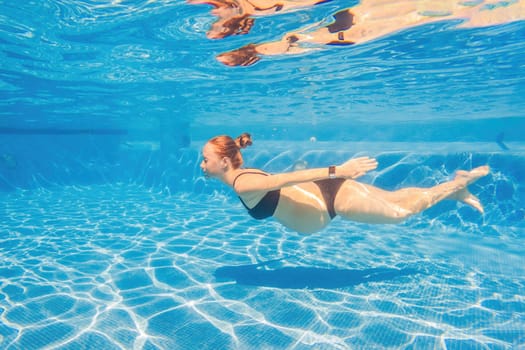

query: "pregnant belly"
xmin=273 ymin=185 xmax=331 ymax=234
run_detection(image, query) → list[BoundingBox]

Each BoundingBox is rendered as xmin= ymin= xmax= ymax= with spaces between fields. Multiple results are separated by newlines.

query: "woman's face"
xmin=200 ymin=143 xmax=225 ymax=178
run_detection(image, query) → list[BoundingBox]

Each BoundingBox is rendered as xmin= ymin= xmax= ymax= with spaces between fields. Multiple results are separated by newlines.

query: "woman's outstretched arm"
xmin=234 ymin=156 xmax=378 ymax=193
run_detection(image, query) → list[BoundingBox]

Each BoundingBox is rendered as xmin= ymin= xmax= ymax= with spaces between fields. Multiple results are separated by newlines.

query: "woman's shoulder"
xmin=232 ymin=169 xmax=269 ymax=187
xmin=235 ymin=169 xmax=269 ymax=177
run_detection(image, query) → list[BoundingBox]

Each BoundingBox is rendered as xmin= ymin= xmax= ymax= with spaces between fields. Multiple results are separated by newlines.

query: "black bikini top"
xmin=232 ymin=171 xmax=280 ymax=220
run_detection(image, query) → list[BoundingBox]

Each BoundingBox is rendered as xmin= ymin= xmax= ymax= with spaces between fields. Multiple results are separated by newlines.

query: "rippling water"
xmin=1 ymin=0 xmax=525 ymax=134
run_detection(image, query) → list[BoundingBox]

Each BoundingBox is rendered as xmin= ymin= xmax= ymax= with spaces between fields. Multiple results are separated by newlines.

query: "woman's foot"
xmin=451 ymin=165 xmax=489 ymax=213
xmin=453 ymin=188 xmax=484 ymax=213
xmin=454 ymin=165 xmax=490 ymax=186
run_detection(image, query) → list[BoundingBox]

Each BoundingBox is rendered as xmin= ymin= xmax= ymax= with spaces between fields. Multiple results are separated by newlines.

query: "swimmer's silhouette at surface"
xmin=216 ymin=0 xmax=525 ymax=66
xmin=201 ymin=133 xmax=490 ymax=234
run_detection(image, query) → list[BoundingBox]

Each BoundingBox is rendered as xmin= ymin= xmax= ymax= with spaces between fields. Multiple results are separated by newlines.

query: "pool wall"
xmin=1 ymin=117 xmax=524 ymax=191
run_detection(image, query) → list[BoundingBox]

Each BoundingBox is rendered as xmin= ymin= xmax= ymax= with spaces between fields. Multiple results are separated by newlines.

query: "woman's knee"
xmin=388 ymin=206 xmax=413 ymax=222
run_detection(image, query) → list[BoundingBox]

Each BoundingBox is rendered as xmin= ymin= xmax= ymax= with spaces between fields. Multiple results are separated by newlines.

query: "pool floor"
xmin=1 ymin=184 xmax=524 ymax=349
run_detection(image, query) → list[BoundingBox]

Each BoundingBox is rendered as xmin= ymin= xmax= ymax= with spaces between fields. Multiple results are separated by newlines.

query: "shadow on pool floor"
xmin=215 ymin=261 xmax=421 ymax=289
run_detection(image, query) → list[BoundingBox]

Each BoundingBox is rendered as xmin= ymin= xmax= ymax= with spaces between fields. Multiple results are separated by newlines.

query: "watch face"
xmin=329 ymin=166 xmax=336 ymax=178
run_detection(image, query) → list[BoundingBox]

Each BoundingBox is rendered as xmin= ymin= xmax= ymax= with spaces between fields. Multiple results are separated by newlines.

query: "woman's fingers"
xmin=355 ymin=157 xmax=378 ymax=170
xmin=340 ymin=156 xmax=378 ymax=179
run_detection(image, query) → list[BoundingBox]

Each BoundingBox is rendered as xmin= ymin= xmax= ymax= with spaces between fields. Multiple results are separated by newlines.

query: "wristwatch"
xmin=328 ymin=165 xmax=336 ymax=179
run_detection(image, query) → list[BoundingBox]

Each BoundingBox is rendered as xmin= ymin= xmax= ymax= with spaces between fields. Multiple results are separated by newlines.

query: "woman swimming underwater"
xmin=201 ymin=133 xmax=489 ymax=234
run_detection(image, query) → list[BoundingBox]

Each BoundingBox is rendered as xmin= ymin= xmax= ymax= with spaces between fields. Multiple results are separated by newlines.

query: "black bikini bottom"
xmin=313 ymin=178 xmax=346 ymax=219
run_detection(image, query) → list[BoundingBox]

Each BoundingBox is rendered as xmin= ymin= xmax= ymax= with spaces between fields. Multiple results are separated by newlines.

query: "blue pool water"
xmin=1 ymin=0 xmax=525 ymax=349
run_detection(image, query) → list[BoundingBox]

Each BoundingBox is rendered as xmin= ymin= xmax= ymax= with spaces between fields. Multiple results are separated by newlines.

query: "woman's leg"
xmin=334 ymin=166 xmax=489 ymax=224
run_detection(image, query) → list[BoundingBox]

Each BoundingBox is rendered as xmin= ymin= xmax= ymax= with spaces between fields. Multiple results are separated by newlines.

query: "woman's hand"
xmin=337 ymin=157 xmax=378 ymax=179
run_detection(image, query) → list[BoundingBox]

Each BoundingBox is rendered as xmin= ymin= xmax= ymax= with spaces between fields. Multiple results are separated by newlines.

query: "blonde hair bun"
xmin=235 ymin=132 xmax=253 ymax=149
